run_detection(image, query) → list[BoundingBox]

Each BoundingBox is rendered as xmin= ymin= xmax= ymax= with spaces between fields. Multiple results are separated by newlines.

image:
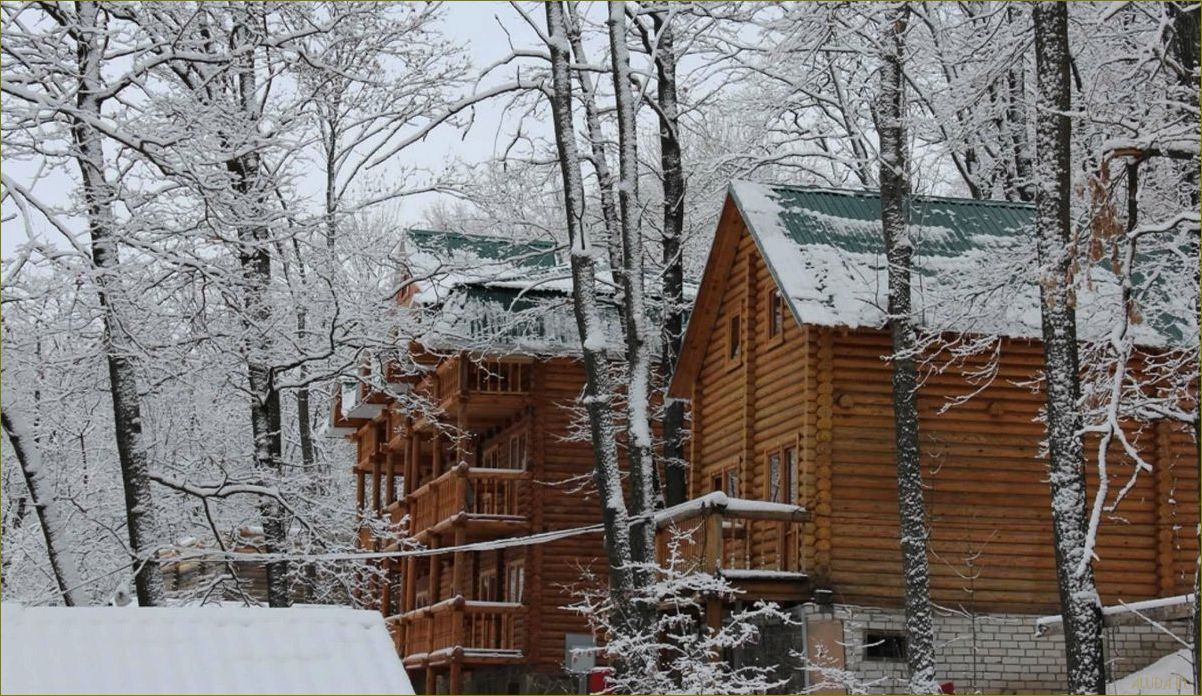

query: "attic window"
xmin=767 ymin=289 xmax=785 ymax=339
xmin=728 ymin=314 xmax=742 ymax=363
xmin=863 ymin=632 xmax=907 ymax=661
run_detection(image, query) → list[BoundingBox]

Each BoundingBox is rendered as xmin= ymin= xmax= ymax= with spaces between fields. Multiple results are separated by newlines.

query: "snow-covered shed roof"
xmin=669 ymin=180 xmax=1191 ymax=397
xmin=0 ymin=603 xmax=415 ymax=695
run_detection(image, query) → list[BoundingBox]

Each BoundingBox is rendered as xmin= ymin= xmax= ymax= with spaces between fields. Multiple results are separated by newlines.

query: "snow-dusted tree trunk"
xmin=876 ymin=6 xmax=938 ymax=693
xmin=226 ymin=12 xmax=290 ymax=608
xmin=1 ymin=409 xmax=85 ymax=606
xmin=69 ymin=1 xmax=165 ymax=607
xmin=544 ymin=0 xmax=641 ymax=639
xmin=564 ymin=4 xmax=623 ymax=273
xmin=1032 ymin=4 xmax=1106 ymax=692
xmin=607 ymin=0 xmax=658 ymax=573
xmin=648 ymin=6 xmax=689 ymax=508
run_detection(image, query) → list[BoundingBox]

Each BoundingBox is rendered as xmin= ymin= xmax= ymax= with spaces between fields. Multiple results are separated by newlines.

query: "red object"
xmin=940 ymin=682 xmax=955 ymax=694
xmin=587 ymin=668 xmax=612 ymax=694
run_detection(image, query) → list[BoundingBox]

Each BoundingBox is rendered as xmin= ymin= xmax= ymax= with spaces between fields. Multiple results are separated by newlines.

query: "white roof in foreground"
xmin=0 ymin=603 xmax=414 ymax=695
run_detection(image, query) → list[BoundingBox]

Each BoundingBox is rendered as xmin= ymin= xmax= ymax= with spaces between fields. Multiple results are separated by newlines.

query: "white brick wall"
xmin=804 ymin=604 xmax=1189 ymax=694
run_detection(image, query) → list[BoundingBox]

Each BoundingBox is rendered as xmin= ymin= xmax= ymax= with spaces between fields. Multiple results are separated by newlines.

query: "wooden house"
xmin=662 ymin=182 xmax=1198 ymax=693
xmin=331 ymin=230 xmax=625 ymax=695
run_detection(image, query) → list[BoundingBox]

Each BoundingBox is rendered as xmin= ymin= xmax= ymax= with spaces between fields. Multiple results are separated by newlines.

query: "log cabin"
xmin=663 ymin=181 xmax=1199 ymax=693
xmin=329 ymin=229 xmax=629 ymax=695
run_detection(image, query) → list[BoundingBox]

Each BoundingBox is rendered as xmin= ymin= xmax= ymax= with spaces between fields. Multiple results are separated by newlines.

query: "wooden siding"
xmin=353 ymin=355 xmax=607 ymax=684
xmin=684 ymin=209 xmax=1199 ymax=615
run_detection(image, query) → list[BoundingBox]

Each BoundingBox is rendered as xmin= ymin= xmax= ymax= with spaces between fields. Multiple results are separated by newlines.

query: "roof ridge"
xmin=729 ymin=179 xmax=1036 ymax=210
xmin=405 ymin=227 xmax=559 ymax=248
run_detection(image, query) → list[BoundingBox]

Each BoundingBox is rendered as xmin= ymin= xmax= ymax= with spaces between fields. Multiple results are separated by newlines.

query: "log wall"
xmin=686 ymin=212 xmax=1199 ymax=614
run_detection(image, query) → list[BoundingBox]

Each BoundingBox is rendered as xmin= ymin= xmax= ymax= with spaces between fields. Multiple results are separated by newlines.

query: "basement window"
xmin=863 ymin=631 xmax=907 ymax=661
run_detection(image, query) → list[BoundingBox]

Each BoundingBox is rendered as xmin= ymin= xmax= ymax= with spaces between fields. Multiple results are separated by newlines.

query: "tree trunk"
xmin=649 ymin=7 xmax=689 ymax=509
xmin=70 ymin=0 xmax=165 ymax=607
xmin=2 ymin=409 xmax=86 ymax=606
xmin=228 ymin=11 xmax=290 ymax=608
xmin=876 ymin=6 xmax=939 ymax=693
xmin=544 ymin=0 xmax=641 ymax=642
xmin=607 ymin=0 xmax=657 ymax=576
xmin=1032 ymin=4 xmax=1106 ymax=692
xmin=565 ymin=5 xmax=623 ymax=274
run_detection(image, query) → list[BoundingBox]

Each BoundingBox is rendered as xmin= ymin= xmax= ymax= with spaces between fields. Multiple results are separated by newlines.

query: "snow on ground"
xmin=0 ymin=603 xmax=414 ymax=695
xmin=1107 ymin=649 xmax=1195 ymax=695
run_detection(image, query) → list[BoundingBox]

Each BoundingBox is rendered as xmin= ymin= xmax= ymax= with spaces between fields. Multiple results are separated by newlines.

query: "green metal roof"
xmin=754 ymin=185 xmax=1033 ymax=256
xmin=405 ymin=228 xmax=559 ymax=269
xmin=727 ymin=181 xmax=1187 ymax=346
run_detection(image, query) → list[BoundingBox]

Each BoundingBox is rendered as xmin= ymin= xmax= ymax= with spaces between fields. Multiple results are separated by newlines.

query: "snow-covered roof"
xmin=0 ymin=603 xmax=414 ymax=695
xmin=1106 ymin=648 xmax=1194 ymax=694
xmin=400 ymin=228 xmax=689 ymax=356
xmin=727 ymin=180 xmax=1189 ymax=346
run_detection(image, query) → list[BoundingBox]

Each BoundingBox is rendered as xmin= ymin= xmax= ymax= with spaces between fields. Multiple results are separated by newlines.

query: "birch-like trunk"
xmin=1032 ymin=4 xmax=1106 ymax=692
xmin=877 ymin=6 xmax=939 ymax=693
xmin=648 ymin=7 xmax=689 ymax=508
xmin=544 ymin=0 xmax=640 ymax=638
xmin=607 ymin=0 xmax=657 ymax=574
xmin=2 ymin=409 xmax=86 ymax=606
xmin=70 ymin=0 xmax=165 ymax=607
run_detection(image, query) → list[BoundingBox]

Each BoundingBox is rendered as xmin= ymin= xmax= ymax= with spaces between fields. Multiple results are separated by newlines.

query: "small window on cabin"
xmin=863 ymin=632 xmax=907 ymax=661
xmin=478 ymin=570 xmax=498 ymax=602
xmin=711 ymin=465 xmax=739 ymax=498
xmin=785 ymin=446 xmax=799 ymax=505
xmin=767 ymin=289 xmax=786 ymax=339
xmin=506 ymin=562 xmax=525 ymax=603
xmin=728 ymin=314 xmax=742 ymax=363
xmin=509 ymin=433 xmax=528 ymax=470
xmin=768 ymin=451 xmax=784 ymax=502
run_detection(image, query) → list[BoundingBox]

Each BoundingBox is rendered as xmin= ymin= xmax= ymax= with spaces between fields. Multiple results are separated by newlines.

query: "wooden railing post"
xmin=702 ymin=509 xmax=723 ymax=573
xmin=452 ymin=528 xmax=468 ymax=598
xmin=452 ymin=596 xmax=466 ymax=649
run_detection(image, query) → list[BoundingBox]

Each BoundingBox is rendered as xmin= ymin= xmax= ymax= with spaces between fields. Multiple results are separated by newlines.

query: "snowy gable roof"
xmin=728 ymin=180 xmax=1186 ymax=345
xmin=668 ymin=181 xmax=1190 ymax=398
xmin=0 ymin=604 xmax=414 ymax=695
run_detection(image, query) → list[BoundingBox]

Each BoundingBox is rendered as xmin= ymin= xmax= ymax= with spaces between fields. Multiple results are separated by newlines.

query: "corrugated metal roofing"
xmin=759 ymin=185 xmax=1033 ymax=257
xmin=405 ymin=228 xmax=559 ymax=269
xmin=728 ymin=180 xmax=1186 ymax=345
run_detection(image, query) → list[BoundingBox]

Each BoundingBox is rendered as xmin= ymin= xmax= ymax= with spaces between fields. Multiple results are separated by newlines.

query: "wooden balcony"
xmin=415 ymin=357 xmax=533 ymax=430
xmin=392 ymin=596 xmax=525 ymax=669
xmin=654 ymin=492 xmax=812 ymax=603
xmin=405 ymin=464 xmax=531 ymax=541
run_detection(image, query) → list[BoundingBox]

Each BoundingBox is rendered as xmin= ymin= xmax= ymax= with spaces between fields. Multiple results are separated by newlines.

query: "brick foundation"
xmin=800 ymin=604 xmax=1190 ymax=694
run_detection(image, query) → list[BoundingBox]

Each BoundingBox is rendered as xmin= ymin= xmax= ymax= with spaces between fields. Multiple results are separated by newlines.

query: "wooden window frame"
xmin=477 ymin=568 xmax=499 ymax=602
xmin=765 ymin=287 xmax=786 ymax=346
xmin=726 ymin=312 xmax=743 ymax=370
xmin=508 ymin=432 xmax=528 ymax=470
xmin=505 ymin=560 xmax=526 ymax=603
xmin=764 ymin=438 xmax=800 ymax=504
xmin=710 ymin=457 xmax=741 ymax=499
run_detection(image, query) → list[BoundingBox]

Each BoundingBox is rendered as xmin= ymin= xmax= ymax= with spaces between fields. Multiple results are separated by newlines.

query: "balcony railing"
xmin=407 ymin=464 xmax=530 ymax=536
xmin=394 ymin=596 xmax=524 ymax=665
xmin=421 ymin=357 xmax=533 ymax=405
xmin=654 ymin=491 xmax=810 ymax=575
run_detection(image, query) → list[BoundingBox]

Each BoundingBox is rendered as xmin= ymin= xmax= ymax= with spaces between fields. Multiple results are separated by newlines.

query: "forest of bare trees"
xmin=2 ymin=3 xmax=1197 ymax=694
